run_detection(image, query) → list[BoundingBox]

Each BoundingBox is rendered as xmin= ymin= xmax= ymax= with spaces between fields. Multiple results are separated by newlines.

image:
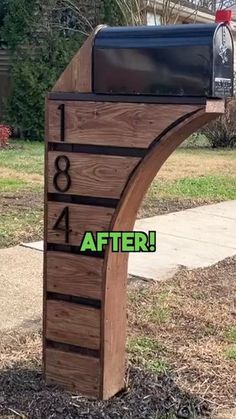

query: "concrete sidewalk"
xmin=1 ymin=200 xmax=236 ymax=332
xmin=130 ymin=200 xmax=236 ymax=280
xmin=0 ymin=246 xmax=43 ymax=332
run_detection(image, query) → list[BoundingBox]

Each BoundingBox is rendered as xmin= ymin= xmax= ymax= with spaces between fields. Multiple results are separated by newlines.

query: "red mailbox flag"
xmin=215 ymin=9 xmax=232 ymax=24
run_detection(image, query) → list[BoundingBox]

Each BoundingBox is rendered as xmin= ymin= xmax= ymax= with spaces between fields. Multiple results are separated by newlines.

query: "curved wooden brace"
xmin=101 ymin=105 xmax=224 ymax=399
xmin=44 ymin=29 xmax=225 ymax=400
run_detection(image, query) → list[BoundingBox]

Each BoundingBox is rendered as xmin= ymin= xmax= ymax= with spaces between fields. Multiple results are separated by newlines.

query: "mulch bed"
xmin=0 ymin=360 xmax=209 ymax=419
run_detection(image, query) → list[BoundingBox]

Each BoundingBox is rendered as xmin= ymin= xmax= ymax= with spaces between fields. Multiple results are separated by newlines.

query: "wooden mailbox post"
xmin=44 ymin=23 xmax=233 ymax=399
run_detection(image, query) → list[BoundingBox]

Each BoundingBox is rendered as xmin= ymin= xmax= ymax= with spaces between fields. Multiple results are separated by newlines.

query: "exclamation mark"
xmin=148 ymin=231 xmax=156 ymax=252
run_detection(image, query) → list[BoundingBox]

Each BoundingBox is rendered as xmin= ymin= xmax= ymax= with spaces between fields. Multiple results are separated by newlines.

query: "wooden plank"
xmin=46 ymin=300 xmax=100 ymax=349
xmin=47 ymin=101 xmax=198 ymax=148
xmin=43 ymin=99 xmax=50 ymax=376
xmin=47 ymin=202 xmax=113 ymax=247
xmin=45 ymin=348 xmax=100 ymax=397
xmin=52 ymin=26 xmax=105 ymax=93
xmin=47 ymin=252 xmax=103 ymax=300
xmin=47 ymin=152 xmax=140 ymax=199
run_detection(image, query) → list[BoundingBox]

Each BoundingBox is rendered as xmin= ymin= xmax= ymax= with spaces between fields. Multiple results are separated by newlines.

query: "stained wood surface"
xmin=101 ymin=250 xmax=128 ymax=399
xmin=206 ymin=100 xmax=225 ymax=113
xmin=48 ymin=152 xmax=140 ymax=199
xmin=45 ymin=348 xmax=100 ymax=397
xmin=47 ymin=252 xmax=103 ymax=300
xmin=52 ymin=26 xmax=105 ymax=93
xmin=46 ymin=300 xmax=100 ymax=349
xmin=101 ymin=100 xmax=225 ymax=400
xmin=43 ymin=99 xmax=50 ymax=377
xmin=47 ymin=202 xmax=114 ymax=246
xmin=47 ymin=101 xmax=199 ymax=148
xmin=44 ymin=95 xmax=225 ymax=400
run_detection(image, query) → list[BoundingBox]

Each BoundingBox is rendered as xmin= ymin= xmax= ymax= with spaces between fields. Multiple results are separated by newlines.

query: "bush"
xmin=202 ymin=99 xmax=236 ymax=149
xmin=0 ymin=123 xmax=11 ymax=147
xmin=4 ymin=34 xmax=82 ymax=140
xmin=1 ymin=0 xmax=124 ymax=140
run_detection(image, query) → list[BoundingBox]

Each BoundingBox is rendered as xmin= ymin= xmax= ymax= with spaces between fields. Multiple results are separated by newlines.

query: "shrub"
xmin=4 ymin=34 xmax=82 ymax=140
xmin=0 ymin=124 xmax=11 ymax=147
xmin=1 ymin=0 xmax=124 ymax=140
xmin=202 ymin=99 xmax=236 ymax=149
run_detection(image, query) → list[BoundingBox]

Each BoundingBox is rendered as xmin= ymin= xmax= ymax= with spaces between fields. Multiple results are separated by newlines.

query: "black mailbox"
xmin=93 ymin=23 xmax=234 ymax=98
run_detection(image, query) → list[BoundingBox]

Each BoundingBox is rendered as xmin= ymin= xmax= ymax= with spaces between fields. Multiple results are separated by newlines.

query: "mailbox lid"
xmin=93 ymin=23 xmax=234 ymax=97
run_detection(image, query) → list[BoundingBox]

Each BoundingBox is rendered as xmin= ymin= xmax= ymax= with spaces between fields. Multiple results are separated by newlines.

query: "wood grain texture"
xmin=46 ymin=300 xmax=100 ymax=349
xmin=43 ymin=99 xmax=50 ymax=376
xmin=47 ymin=252 xmax=103 ymax=300
xmin=101 ymin=249 xmax=128 ymax=399
xmin=48 ymin=152 xmax=140 ymax=199
xmin=47 ymin=202 xmax=114 ymax=246
xmin=47 ymin=101 xmax=199 ymax=148
xmin=44 ymin=97 xmax=225 ymax=400
xmin=101 ymin=100 xmax=225 ymax=400
xmin=52 ymin=25 xmax=105 ymax=93
xmin=45 ymin=348 xmax=100 ymax=397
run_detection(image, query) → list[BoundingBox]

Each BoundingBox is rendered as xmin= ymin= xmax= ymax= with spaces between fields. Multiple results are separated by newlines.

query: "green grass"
xmin=150 ymin=176 xmax=236 ymax=201
xmin=0 ymin=140 xmax=44 ymax=247
xmin=182 ymin=133 xmax=210 ymax=148
xmin=226 ymin=326 xmax=236 ymax=344
xmin=0 ymin=178 xmax=29 ymax=192
xmin=225 ymin=346 xmax=236 ymax=361
xmin=127 ymin=336 xmax=168 ymax=373
xmin=129 ymin=288 xmax=172 ymax=326
xmin=0 ymin=140 xmax=44 ymax=175
xmin=0 ymin=178 xmax=42 ymax=193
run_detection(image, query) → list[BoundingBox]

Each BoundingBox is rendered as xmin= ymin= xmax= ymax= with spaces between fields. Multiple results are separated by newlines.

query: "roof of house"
xmin=148 ymin=0 xmax=236 ymax=33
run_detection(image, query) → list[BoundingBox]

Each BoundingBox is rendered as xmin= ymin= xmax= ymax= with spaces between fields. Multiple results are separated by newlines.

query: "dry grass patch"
xmin=0 ymin=167 xmax=43 ymax=185
xmin=157 ymin=150 xmax=236 ymax=182
xmin=128 ymin=256 xmax=236 ymax=414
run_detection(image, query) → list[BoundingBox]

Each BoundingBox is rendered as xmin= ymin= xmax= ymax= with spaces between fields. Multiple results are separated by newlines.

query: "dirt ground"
xmin=0 ymin=191 xmax=43 ymax=213
xmin=0 ymin=257 xmax=235 ymax=418
xmin=138 ymin=197 xmax=219 ymax=219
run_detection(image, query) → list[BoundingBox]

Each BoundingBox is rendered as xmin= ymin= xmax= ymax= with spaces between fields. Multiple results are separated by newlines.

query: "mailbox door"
xmin=213 ymin=24 xmax=234 ymax=97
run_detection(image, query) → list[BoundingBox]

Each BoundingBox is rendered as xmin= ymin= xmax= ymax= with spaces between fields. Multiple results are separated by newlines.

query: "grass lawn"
xmin=140 ymin=148 xmax=236 ymax=217
xmin=0 ymin=140 xmax=236 ymax=247
xmin=0 ymin=141 xmax=44 ymax=248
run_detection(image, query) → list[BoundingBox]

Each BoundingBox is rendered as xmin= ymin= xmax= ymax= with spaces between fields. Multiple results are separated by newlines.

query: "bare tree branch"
xmin=114 ymin=0 xmax=236 ymax=26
